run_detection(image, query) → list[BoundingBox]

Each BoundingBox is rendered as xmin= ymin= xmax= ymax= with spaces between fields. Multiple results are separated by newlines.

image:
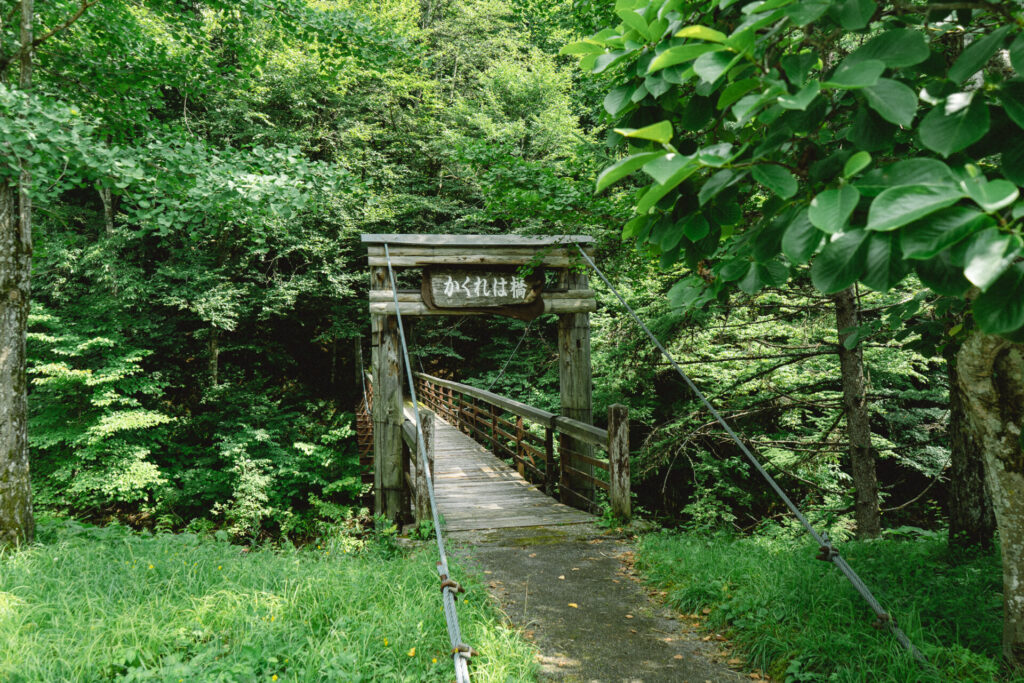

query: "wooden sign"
xmin=422 ymin=267 xmax=545 ymax=320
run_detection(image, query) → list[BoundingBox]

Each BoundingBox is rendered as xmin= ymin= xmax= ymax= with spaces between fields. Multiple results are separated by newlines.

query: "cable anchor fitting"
xmin=452 ymin=643 xmax=478 ymax=660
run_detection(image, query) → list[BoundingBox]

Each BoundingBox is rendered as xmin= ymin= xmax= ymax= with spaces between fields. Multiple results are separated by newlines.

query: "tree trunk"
xmin=209 ymin=328 xmax=220 ymax=386
xmin=0 ymin=0 xmax=35 ymax=549
xmin=833 ymin=287 xmax=880 ymax=538
xmin=945 ymin=345 xmax=996 ymax=549
xmin=956 ymin=332 xmax=1024 ymax=665
xmin=98 ymin=184 xmax=114 ymax=236
xmin=0 ymin=181 xmax=34 ymax=548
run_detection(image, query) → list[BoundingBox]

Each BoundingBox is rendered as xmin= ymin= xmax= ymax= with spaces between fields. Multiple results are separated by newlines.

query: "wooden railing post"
xmin=544 ymin=427 xmax=555 ymax=495
xmin=515 ymin=416 xmax=526 ymax=478
xmin=414 ymin=409 xmax=435 ymax=525
xmin=490 ymin=403 xmax=499 ymax=454
xmin=608 ymin=404 xmax=630 ymax=520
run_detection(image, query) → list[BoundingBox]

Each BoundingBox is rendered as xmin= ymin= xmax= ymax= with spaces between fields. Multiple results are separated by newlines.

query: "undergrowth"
xmin=0 ymin=517 xmax=535 ymax=682
xmin=636 ymin=529 xmax=1019 ymax=683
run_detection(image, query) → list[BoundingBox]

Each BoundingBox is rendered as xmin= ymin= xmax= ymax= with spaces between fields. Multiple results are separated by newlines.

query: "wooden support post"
xmin=544 ymin=427 xmax=555 ymax=495
xmin=516 ymin=416 xmax=526 ymax=478
xmin=557 ymin=267 xmax=594 ymax=504
xmin=413 ymin=409 xmax=435 ymax=525
xmin=608 ymin=404 xmax=630 ymax=520
xmin=491 ymin=403 xmax=499 ymax=454
xmin=371 ymin=266 xmax=405 ymax=523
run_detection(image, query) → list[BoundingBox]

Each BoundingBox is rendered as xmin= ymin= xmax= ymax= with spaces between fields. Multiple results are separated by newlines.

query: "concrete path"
xmin=453 ymin=525 xmax=752 ymax=683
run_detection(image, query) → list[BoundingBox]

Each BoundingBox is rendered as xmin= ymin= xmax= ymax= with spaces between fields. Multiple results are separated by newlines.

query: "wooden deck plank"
xmin=428 ymin=416 xmax=593 ymax=532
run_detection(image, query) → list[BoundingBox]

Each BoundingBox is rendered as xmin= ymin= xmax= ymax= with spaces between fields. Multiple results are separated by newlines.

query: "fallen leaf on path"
xmin=630 ymin=628 xmax=637 ymax=633
xmin=625 ymin=614 xmax=633 ymax=619
xmin=568 ymin=603 xmax=578 ymax=608
xmin=728 ymin=658 xmax=742 ymax=665
xmin=558 ymin=575 xmax=565 ymax=580
xmin=528 ymin=553 xmax=536 ymax=558
xmin=673 ymin=655 xmax=683 ymax=660
xmin=702 ymin=608 xmax=711 ymax=614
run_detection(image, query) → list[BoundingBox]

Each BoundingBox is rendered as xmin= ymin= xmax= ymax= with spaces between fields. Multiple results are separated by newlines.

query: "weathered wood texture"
xmin=430 ymin=415 xmax=592 ymax=532
xmin=402 ymin=405 xmax=435 ymax=525
xmin=608 ymin=404 xmax=630 ymax=520
xmin=423 ymin=267 xmax=542 ymax=308
xmin=558 ymin=267 xmax=594 ymax=505
xmin=361 ymin=234 xmax=594 ymax=247
xmin=370 ymin=266 xmax=405 ymax=522
xmin=368 ymin=298 xmax=596 ymax=316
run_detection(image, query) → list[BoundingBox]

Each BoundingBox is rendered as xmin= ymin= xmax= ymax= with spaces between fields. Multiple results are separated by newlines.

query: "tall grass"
xmin=0 ymin=518 xmax=535 ymax=682
xmin=636 ymin=529 xmax=1020 ymax=683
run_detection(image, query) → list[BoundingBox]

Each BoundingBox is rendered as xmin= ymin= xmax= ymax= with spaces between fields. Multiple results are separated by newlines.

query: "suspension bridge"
xmin=354 ymin=233 xmax=929 ymax=683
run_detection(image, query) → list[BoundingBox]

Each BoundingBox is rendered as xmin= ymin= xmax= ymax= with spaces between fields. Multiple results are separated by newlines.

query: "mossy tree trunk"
xmin=833 ymin=287 xmax=880 ymax=539
xmin=945 ymin=346 xmax=996 ymax=549
xmin=0 ymin=0 xmax=35 ymax=549
xmin=956 ymin=331 xmax=1024 ymax=665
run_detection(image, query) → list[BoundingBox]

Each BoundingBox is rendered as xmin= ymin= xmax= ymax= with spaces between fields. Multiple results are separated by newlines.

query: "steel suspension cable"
xmin=384 ymin=243 xmax=472 ymax=683
xmin=575 ymin=244 xmax=931 ymax=667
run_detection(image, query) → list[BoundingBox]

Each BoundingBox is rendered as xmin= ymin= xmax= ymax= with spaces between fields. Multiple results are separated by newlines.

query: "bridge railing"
xmin=413 ymin=372 xmax=630 ymax=519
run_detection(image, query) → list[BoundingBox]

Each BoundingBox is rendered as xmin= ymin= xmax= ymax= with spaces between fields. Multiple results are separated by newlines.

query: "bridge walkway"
xmin=431 ymin=416 xmax=593 ymax=532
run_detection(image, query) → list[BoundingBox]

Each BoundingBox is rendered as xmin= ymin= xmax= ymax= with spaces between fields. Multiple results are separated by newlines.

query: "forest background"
xmin=1 ymin=0 xmax=1022 ymax=680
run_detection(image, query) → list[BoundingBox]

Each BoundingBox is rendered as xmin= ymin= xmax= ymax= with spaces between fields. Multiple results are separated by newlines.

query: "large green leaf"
xmin=682 ymin=213 xmax=710 ymax=241
xmin=636 ymin=161 xmax=699 ymax=214
xmin=809 ymin=185 xmax=860 ymax=234
xmin=961 ymin=176 xmax=1019 ymax=213
xmin=919 ymin=96 xmax=990 ymax=158
xmin=829 ymin=0 xmax=877 ymax=30
xmin=596 ymin=152 xmax=665 ymax=193
xmin=856 ymin=158 xmax=957 ymax=196
xmin=863 ymin=79 xmax=917 ymax=127
xmin=845 ymin=29 xmax=929 ymax=68
xmin=781 ymin=208 xmax=822 ymax=262
xmin=899 ymin=207 xmax=991 ymax=260
xmin=862 ymin=232 xmax=910 ymax=291
xmin=810 ymin=229 xmax=869 ymax=293
xmin=1001 ymin=80 xmax=1024 ymax=130
xmin=867 ymin=184 xmax=964 ymax=231
xmin=694 ymin=51 xmax=737 ymax=84
xmin=1001 ymin=137 xmax=1024 ymax=185
xmin=647 ymin=44 xmax=725 ymax=74
xmin=642 ymin=153 xmax=690 ymax=185
xmin=752 ymin=164 xmax=798 ymax=199
xmin=915 ymin=251 xmax=971 ymax=296
xmin=604 ymin=85 xmax=637 ymax=116
xmin=973 ymin=264 xmax=1024 ymax=334
xmin=949 ymin=26 xmax=1011 ymax=83
xmin=739 ymin=260 xmax=790 ymax=294
xmin=560 ymin=40 xmax=605 ymax=56
xmin=843 ymin=151 xmax=872 ymax=178
xmin=781 ymin=51 xmax=818 ymax=84
xmin=778 ymin=81 xmax=820 ymax=110
xmin=675 ymin=25 xmax=728 ymax=43
xmin=699 ymin=169 xmax=741 ymax=206
xmin=824 ymin=59 xmax=885 ymax=89
xmin=718 ymin=78 xmax=760 ymax=111
xmin=617 ymin=8 xmax=650 ymax=37
xmin=785 ymin=0 xmax=830 ymax=26
xmin=963 ymin=227 xmax=1019 ymax=291
xmin=616 ymin=120 xmax=674 ymax=145
xmin=1011 ymin=33 xmax=1024 ymax=74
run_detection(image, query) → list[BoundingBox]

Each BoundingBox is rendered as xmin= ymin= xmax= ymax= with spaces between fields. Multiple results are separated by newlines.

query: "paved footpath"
xmin=451 ymin=524 xmax=756 ymax=683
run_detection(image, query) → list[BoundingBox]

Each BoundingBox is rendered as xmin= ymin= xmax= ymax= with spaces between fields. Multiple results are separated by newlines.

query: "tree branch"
xmin=0 ymin=0 xmax=102 ymax=74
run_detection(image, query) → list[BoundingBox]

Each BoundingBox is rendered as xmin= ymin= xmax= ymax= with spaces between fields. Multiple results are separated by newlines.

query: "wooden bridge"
xmin=358 ymin=234 xmax=631 ymax=532
xmin=358 ymin=372 xmax=629 ymax=532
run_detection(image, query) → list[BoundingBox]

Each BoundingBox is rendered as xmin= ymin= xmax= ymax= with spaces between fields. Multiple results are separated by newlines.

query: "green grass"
xmin=0 ymin=518 xmax=536 ymax=682
xmin=636 ymin=529 xmax=1021 ymax=683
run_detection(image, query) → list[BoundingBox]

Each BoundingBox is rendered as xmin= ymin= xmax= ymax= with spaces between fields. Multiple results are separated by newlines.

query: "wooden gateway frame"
xmin=361 ymin=234 xmax=598 ymax=521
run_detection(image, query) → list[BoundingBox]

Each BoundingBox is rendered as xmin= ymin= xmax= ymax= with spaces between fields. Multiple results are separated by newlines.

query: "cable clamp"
xmin=815 ymin=544 xmax=838 ymax=562
xmin=441 ymin=578 xmax=465 ymax=594
xmin=871 ymin=613 xmax=892 ymax=630
xmin=452 ymin=643 xmax=478 ymax=660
